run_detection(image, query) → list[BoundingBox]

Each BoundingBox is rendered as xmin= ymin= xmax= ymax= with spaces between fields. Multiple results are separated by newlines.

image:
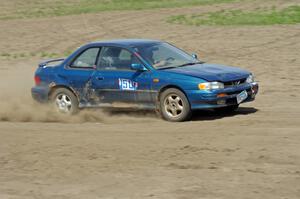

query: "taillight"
xmin=34 ymin=75 xmax=41 ymax=85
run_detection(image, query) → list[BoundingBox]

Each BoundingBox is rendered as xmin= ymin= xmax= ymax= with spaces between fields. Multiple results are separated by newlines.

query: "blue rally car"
xmin=32 ymin=39 xmax=258 ymax=122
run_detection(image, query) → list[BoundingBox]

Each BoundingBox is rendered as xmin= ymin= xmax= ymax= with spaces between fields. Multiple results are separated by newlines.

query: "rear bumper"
xmin=188 ymin=82 xmax=259 ymax=109
xmin=31 ymin=86 xmax=50 ymax=103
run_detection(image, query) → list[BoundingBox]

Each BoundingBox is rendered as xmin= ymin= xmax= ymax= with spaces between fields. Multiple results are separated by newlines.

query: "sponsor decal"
xmin=118 ymin=78 xmax=138 ymax=91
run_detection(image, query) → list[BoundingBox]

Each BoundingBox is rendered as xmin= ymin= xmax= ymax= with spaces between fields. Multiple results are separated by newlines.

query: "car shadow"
xmin=104 ymin=108 xmax=158 ymax=118
xmin=104 ymin=106 xmax=258 ymax=121
xmin=191 ymin=107 xmax=259 ymax=121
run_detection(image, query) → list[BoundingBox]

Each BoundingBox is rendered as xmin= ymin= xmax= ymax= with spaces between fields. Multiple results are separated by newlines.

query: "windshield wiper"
xmin=177 ymin=61 xmax=204 ymax=68
xmin=157 ymin=66 xmax=177 ymax=70
xmin=157 ymin=61 xmax=205 ymax=70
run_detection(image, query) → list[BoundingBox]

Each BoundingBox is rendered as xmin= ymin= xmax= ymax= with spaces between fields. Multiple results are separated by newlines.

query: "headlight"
xmin=198 ymin=82 xmax=224 ymax=90
xmin=246 ymin=74 xmax=254 ymax=83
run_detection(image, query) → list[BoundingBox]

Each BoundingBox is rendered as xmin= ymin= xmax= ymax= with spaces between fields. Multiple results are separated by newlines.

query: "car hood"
xmin=164 ymin=63 xmax=250 ymax=82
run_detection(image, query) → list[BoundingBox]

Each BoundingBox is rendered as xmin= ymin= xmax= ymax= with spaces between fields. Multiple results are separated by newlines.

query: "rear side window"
xmin=71 ymin=48 xmax=100 ymax=68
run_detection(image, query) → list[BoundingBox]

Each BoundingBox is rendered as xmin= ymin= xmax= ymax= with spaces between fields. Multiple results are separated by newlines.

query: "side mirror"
xmin=131 ymin=63 xmax=147 ymax=71
xmin=191 ymin=53 xmax=198 ymax=60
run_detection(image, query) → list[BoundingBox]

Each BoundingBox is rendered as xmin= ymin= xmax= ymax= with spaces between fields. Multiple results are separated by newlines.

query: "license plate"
xmin=236 ymin=90 xmax=248 ymax=104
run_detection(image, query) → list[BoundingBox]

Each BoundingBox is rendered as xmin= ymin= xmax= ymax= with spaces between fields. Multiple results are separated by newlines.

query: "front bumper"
xmin=31 ymin=86 xmax=50 ymax=103
xmin=188 ymin=82 xmax=259 ymax=109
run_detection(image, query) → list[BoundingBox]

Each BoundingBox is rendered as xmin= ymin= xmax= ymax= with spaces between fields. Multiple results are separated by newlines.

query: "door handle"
xmin=96 ymin=77 xmax=104 ymax=80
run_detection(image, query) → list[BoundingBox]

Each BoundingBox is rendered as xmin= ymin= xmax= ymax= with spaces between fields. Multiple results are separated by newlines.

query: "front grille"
xmin=224 ymin=78 xmax=246 ymax=88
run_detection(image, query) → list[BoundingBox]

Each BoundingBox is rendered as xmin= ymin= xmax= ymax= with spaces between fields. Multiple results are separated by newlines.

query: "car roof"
xmin=89 ymin=39 xmax=162 ymax=47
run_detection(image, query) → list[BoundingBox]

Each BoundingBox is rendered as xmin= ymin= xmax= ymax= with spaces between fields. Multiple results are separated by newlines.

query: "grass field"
xmin=0 ymin=0 xmax=239 ymax=20
xmin=0 ymin=0 xmax=298 ymax=61
xmin=168 ymin=5 xmax=300 ymax=26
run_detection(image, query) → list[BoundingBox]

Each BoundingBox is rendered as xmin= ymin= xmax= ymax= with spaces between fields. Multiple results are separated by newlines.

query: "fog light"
xmin=217 ymin=99 xmax=226 ymax=105
xmin=217 ymin=93 xmax=228 ymax=98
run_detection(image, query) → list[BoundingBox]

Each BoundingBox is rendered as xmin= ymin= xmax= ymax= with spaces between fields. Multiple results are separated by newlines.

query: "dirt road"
xmin=0 ymin=0 xmax=299 ymax=198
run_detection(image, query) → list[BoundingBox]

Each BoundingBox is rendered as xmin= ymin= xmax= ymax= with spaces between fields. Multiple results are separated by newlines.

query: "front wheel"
xmin=50 ymin=88 xmax=79 ymax=114
xmin=159 ymin=88 xmax=192 ymax=122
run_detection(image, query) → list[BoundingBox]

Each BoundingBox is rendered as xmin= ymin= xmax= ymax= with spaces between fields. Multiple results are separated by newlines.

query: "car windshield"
xmin=133 ymin=42 xmax=201 ymax=69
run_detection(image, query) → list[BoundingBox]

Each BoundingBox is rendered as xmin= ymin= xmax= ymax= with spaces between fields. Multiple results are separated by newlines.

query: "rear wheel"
xmin=50 ymin=88 xmax=79 ymax=114
xmin=159 ymin=88 xmax=191 ymax=122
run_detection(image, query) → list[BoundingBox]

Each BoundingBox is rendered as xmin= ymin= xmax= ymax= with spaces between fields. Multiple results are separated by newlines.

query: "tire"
xmin=159 ymin=88 xmax=192 ymax=122
xmin=50 ymin=88 xmax=79 ymax=114
xmin=215 ymin=105 xmax=239 ymax=113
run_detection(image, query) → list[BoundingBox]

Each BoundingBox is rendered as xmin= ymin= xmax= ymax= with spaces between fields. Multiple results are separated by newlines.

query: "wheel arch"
xmin=157 ymin=85 xmax=189 ymax=103
xmin=48 ymin=85 xmax=78 ymax=100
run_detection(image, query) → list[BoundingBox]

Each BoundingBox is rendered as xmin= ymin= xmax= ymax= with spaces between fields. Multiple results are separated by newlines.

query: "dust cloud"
xmin=0 ymin=95 xmax=158 ymax=123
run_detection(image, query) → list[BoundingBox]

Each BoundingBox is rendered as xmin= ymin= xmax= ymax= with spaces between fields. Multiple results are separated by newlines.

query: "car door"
xmin=60 ymin=47 xmax=100 ymax=103
xmin=91 ymin=46 xmax=153 ymax=106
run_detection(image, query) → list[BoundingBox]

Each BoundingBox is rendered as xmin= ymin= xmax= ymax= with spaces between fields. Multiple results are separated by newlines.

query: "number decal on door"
xmin=118 ymin=78 xmax=138 ymax=91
